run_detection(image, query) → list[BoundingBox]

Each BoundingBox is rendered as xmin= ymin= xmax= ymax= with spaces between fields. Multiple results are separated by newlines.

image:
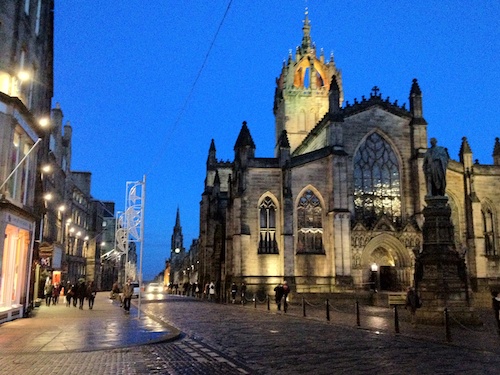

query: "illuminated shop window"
xmin=354 ymin=133 xmax=401 ymax=227
xmin=258 ymin=197 xmax=278 ymax=254
xmin=297 ymin=189 xmax=324 ymax=254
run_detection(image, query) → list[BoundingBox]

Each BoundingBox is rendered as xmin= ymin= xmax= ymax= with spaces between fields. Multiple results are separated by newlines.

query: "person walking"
xmin=492 ymin=291 xmax=500 ymax=335
xmin=44 ymin=280 xmax=53 ymax=306
xmin=65 ymin=284 xmax=74 ymax=307
xmin=282 ymin=281 xmax=290 ymax=312
xmin=405 ymin=286 xmax=421 ymax=325
xmin=208 ymin=281 xmax=216 ymax=301
xmin=87 ymin=281 xmax=97 ymax=310
xmin=274 ymin=283 xmax=284 ymax=311
xmin=52 ymin=283 xmax=60 ymax=305
xmin=122 ymin=279 xmax=133 ymax=314
xmin=76 ymin=279 xmax=86 ymax=309
xmin=231 ymin=282 xmax=238 ymax=303
xmin=240 ymin=282 xmax=247 ymax=305
xmin=110 ymin=281 xmax=120 ymax=300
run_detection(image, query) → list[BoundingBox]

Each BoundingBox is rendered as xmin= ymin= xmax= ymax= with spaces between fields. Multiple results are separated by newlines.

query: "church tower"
xmin=171 ymin=207 xmax=184 ymax=256
xmin=169 ymin=207 xmax=185 ymax=285
xmin=273 ymin=8 xmax=343 ymax=155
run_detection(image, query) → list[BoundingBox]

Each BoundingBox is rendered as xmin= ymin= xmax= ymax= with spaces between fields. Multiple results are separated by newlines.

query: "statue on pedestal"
xmin=423 ymin=138 xmax=449 ymax=197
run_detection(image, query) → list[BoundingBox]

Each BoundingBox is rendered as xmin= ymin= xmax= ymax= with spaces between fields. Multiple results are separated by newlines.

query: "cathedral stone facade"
xmin=195 ymin=13 xmax=500 ymax=305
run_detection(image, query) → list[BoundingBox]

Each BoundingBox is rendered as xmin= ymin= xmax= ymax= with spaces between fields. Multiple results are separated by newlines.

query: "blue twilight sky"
xmin=53 ymin=1 xmax=499 ymax=281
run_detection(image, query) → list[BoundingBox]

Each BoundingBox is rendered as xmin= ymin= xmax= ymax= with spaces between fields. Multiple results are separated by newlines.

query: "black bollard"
xmin=302 ymin=297 xmax=306 ymax=317
xmin=254 ymin=293 xmax=257 ymax=308
xmin=267 ymin=295 xmax=270 ymax=311
xmin=394 ymin=305 xmax=400 ymax=334
xmin=326 ymin=299 xmax=330 ymax=321
xmin=355 ymin=301 xmax=360 ymax=327
xmin=444 ymin=308 xmax=452 ymax=342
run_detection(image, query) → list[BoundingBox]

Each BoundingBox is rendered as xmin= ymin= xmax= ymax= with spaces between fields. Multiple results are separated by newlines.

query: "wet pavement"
xmin=0 ymin=292 xmax=180 ymax=353
xmin=1 ymin=293 xmax=500 ymax=374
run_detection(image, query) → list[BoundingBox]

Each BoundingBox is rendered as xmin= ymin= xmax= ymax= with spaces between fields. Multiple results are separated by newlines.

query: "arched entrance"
xmin=361 ymin=234 xmax=412 ymax=292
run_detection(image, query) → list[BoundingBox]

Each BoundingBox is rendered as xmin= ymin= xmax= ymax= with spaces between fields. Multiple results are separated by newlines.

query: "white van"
xmin=131 ymin=281 xmax=140 ymax=298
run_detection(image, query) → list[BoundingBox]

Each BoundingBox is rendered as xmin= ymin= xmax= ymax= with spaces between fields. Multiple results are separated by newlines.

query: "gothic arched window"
xmin=297 ymin=190 xmax=324 ymax=254
xmin=354 ymin=133 xmax=401 ymax=226
xmin=482 ymin=207 xmax=497 ymax=256
xmin=258 ymin=197 xmax=278 ymax=254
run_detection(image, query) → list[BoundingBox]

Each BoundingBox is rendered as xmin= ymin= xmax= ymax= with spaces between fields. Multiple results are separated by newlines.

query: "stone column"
xmin=415 ymin=196 xmax=479 ymax=324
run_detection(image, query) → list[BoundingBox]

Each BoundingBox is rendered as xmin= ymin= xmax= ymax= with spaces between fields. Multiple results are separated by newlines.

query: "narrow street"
xmin=1 ymin=294 xmax=499 ymax=374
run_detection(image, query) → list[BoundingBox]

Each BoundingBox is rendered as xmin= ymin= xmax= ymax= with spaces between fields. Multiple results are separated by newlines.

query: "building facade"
xmin=0 ymin=0 xmax=54 ymax=322
xmin=196 ymin=13 xmax=500 ymax=305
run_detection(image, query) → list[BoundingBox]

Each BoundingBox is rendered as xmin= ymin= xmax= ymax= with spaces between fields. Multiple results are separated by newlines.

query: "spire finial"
xmin=301 ymin=7 xmax=312 ymax=51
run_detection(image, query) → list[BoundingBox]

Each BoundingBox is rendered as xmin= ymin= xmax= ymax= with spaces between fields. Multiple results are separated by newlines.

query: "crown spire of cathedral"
xmin=301 ymin=8 xmax=312 ymax=53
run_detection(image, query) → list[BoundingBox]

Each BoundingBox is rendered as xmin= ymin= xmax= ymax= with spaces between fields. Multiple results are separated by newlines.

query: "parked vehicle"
xmin=147 ymin=282 xmax=162 ymax=293
xmin=131 ymin=281 xmax=140 ymax=298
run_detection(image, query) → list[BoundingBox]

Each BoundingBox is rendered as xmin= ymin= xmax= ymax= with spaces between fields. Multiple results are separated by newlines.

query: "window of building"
xmin=483 ymin=208 xmax=497 ymax=256
xmin=35 ymin=0 xmax=42 ymax=35
xmin=354 ymin=133 xmax=401 ymax=227
xmin=297 ymin=189 xmax=324 ymax=254
xmin=258 ymin=197 xmax=278 ymax=254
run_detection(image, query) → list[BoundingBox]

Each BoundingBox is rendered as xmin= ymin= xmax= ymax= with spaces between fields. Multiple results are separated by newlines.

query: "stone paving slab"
xmin=0 ymin=292 xmax=180 ymax=353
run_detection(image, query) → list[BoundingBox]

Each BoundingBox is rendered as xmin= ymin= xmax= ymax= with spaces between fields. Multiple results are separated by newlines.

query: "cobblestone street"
xmin=1 ymin=295 xmax=500 ymax=374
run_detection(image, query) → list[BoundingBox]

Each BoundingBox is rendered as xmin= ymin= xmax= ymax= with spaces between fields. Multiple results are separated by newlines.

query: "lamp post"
xmin=371 ymin=263 xmax=379 ymax=292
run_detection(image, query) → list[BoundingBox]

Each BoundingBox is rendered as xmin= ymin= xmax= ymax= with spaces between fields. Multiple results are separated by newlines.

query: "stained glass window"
xmin=354 ymin=133 xmax=401 ymax=226
xmin=297 ymin=190 xmax=324 ymax=254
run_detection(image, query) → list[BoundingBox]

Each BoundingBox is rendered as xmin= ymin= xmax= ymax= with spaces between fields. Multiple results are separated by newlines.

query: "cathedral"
xmin=186 ymin=12 xmax=500 ymax=305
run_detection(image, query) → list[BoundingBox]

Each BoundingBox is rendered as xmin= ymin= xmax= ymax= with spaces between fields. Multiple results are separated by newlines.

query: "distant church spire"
xmin=171 ymin=207 xmax=184 ymax=255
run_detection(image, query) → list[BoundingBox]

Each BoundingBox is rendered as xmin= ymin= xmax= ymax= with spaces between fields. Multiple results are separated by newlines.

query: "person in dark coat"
xmin=66 ymin=284 xmax=74 ymax=307
xmin=240 ymin=282 xmax=247 ymax=304
xmin=76 ymin=279 xmax=86 ymax=309
xmin=231 ymin=283 xmax=238 ymax=303
xmin=87 ymin=281 xmax=97 ymax=309
xmin=492 ymin=291 xmax=500 ymax=334
xmin=405 ymin=287 xmax=421 ymax=325
xmin=274 ymin=283 xmax=284 ymax=310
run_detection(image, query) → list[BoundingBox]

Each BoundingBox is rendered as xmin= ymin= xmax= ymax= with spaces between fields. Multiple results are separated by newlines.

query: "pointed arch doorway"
xmin=361 ymin=235 xmax=412 ymax=292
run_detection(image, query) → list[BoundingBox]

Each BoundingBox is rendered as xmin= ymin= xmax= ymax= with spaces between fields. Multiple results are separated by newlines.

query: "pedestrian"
xmin=282 ymin=281 xmax=290 ymax=312
xmin=66 ymin=284 xmax=74 ymax=307
xmin=194 ymin=282 xmax=201 ymax=298
xmin=52 ymin=283 xmax=60 ymax=305
xmin=110 ymin=281 xmax=120 ymax=299
xmin=492 ymin=291 xmax=500 ymax=335
xmin=122 ymin=279 xmax=133 ymax=313
xmin=240 ymin=282 xmax=247 ymax=304
xmin=209 ymin=281 xmax=215 ymax=301
xmin=231 ymin=282 xmax=238 ymax=303
xmin=274 ymin=283 xmax=284 ymax=310
xmin=405 ymin=286 xmax=421 ymax=325
xmin=76 ymin=279 xmax=86 ymax=309
xmin=87 ymin=281 xmax=97 ymax=310
xmin=44 ymin=279 xmax=53 ymax=306
xmin=204 ymin=283 xmax=210 ymax=299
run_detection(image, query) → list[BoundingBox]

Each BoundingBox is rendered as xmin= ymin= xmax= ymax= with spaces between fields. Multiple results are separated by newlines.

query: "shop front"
xmin=0 ymin=209 xmax=35 ymax=323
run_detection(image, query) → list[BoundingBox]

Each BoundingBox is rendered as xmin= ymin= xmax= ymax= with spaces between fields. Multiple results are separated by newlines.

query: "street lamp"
xmin=371 ymin=263 xmax=379 ymax=292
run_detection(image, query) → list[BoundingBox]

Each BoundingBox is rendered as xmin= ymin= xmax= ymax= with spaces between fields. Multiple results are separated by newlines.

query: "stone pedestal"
xmin=415 ymin=196 xmax=480 ymax=325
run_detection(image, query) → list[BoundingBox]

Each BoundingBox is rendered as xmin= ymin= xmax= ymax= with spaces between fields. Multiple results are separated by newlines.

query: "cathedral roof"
xmin=342 ymin=87 xmax=411 ymax=118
